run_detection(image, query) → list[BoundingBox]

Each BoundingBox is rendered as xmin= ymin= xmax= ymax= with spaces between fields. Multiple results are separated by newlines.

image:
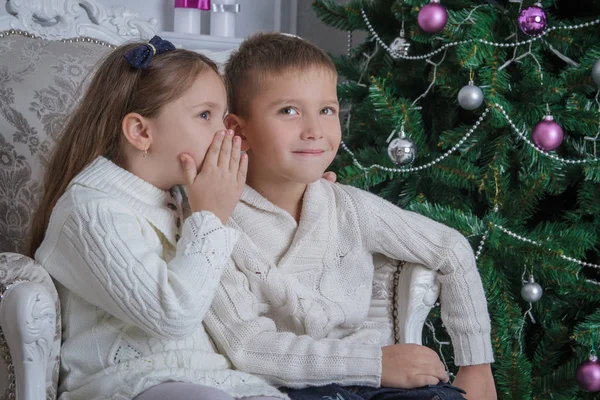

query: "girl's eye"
xmin=280 ymin=107 xmax=298 ymax=116
xmin=199 ymin=111 xmax=211 ymax=120
xmin=321 ymin=107 xmax=336 ymax=116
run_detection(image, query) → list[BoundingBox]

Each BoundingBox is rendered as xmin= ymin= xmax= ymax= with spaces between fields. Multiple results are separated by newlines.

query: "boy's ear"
xmin=224 ymin=113 xmax=250 ymax=152
xmin=122 ymin=112 xmax=152 ymax=152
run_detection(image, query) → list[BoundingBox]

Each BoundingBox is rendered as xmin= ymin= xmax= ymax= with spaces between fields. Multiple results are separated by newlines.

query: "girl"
xmin=29 ymin=36 xmax=286 ymax=400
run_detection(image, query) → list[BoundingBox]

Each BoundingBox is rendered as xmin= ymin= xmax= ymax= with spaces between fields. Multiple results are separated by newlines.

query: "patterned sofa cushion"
xmin=0 ymin=34 xmax=112 ymax=254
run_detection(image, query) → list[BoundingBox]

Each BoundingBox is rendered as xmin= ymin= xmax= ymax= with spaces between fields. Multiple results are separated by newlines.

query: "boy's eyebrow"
xmin=268 ymin=99 xmax=296 ymax=108
xmin=268 ymin=99 xmax=340 ymax=107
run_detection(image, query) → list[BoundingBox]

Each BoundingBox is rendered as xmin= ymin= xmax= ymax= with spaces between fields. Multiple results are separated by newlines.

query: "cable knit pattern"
xmin=205 ymin=179 xmax=493 ymax=390
xmin=35 ymin=157 xmax=285 ymax=400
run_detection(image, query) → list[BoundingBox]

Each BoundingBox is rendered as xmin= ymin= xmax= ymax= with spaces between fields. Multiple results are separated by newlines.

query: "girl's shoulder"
xmin=50 ymin=184 xmax=138 ymax=230
xmin=36 ymin=184 xmax=138 ymax=264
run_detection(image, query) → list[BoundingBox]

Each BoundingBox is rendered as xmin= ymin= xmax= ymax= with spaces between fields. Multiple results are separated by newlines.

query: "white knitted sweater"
xmin=36 ymin=157 xmax=285 ymax=400
xmin=205 ymin=179 xmax=494 ymax=389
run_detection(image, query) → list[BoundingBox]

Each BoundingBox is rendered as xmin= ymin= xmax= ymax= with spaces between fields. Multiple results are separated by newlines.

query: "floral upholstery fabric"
xmin=0 ymin=35 xmax=110 ymax=254
xmin=0 ymin=34 xmax=110 ymax=400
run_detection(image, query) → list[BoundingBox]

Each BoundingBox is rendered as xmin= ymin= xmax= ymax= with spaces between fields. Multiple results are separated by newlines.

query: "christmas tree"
xmin=313 ymin=0 xmax=600 ymax=398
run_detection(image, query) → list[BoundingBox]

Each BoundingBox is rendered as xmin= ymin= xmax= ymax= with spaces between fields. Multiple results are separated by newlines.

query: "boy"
xmin=205 ymin=33 xmax=496 ymax=400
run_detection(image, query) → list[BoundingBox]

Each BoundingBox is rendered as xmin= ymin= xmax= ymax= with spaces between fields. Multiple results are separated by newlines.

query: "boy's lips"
xmin=293 ymin=149 xmax=325 ymax=155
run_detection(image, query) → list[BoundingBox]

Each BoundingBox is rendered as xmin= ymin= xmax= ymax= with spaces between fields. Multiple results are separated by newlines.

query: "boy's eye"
xmin=321 ymin=107 xmax=336 ymax=116
xmin=280 ymin=107 xmax=298 ymax=116
xmin=198 ymin=111 xmax=211 ymax=120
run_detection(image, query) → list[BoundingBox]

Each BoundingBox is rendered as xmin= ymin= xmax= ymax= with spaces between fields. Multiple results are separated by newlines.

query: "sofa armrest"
xmin=370 ymin=256 xmax=440 ymax=346
xmin=394 ymin=262 xmax=440 ymax=345
xmin=0 ymin=281 xmax=56 ymax=400
xmin=0 ymin=253 xmax=61 ymax=400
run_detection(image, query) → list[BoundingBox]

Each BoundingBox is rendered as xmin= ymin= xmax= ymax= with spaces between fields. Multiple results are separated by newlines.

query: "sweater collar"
xmin=69 ymin=157 xmax=182 ymax=246
xmin=239 ymin=179 xmax=328 ymax=225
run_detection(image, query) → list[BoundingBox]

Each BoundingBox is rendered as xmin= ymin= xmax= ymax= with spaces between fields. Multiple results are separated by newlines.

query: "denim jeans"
xmin=133 ymin=382 xmax=282 ymax=400
xmin=282 ymin=383 xmax=467 ymax=400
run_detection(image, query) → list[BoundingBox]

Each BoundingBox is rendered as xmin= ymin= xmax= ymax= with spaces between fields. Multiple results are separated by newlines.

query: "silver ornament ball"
xmin=458 ymin=83 xmax=484 ymax=110
xmin=592 ymin=59 xmax=600 ymax=86
xmin=521 ymin=277 xmax=543 ymax=303
xmin=388 ymin=137 xmax=417 ymax=165
xmin=390 ymin=31 xmax=410 ymax=56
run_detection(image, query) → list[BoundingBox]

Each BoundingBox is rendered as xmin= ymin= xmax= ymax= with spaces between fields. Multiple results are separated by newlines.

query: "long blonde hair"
xmin=27 ymin=42 xmax=219 ymax=257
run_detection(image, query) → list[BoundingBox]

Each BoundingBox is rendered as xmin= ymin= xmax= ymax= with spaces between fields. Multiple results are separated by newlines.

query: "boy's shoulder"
xmin=320 ymin=179 xmax=392 ymax=208
xmin=318 ymin=178 xmax=362 ymax=196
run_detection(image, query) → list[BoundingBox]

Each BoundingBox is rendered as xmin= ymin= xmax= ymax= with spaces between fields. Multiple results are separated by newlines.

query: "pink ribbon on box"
xmin=175 ymin=0 xmax=211 ymax=10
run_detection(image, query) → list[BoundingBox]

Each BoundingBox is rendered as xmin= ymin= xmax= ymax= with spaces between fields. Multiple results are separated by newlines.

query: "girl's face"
xmin=147 ymin=69 xmax=227 ymax=187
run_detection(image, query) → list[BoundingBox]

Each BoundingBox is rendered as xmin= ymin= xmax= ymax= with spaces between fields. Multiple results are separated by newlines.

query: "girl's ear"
xmin=122 ymin=112 xmax=152 ymax=152
xmin=225 ymin=113 xmax=250 ymax=152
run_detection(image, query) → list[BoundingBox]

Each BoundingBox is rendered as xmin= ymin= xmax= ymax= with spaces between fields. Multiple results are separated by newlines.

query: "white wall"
xmin=100 ymin=0 xmax=296 ymax=37
xmin=0 ymin=0 xmax=357 ymax=55
xmin=296 ymin=0 xmax=367 ymax=55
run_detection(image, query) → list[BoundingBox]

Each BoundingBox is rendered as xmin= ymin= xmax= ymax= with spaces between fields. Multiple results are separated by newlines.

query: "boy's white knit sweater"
xmin=35 ymin=157 xmax=285 ymax=400
xmin=205 ymin=179 xmax=494 ymax=389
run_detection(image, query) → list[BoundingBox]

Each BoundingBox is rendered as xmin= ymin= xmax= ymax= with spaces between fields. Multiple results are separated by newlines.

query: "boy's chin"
xmin=291 ymin=171 xmax=328 ymax=185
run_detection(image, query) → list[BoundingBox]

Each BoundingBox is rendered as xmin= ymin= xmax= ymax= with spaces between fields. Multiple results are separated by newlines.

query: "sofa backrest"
xmin=0 ymin=34 xmax=112 ymax=253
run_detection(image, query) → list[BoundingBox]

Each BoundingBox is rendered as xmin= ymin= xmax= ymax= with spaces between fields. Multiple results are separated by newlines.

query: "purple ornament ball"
xmin=532 ymin=115 xmax=563 ymax=151
xmin=418 ymin=1 xmax=448 ymax=34
xmin=518 ymin=4 xmax=547 ymax=36
xmin=576 ymin=356 xmax=600 ymax=392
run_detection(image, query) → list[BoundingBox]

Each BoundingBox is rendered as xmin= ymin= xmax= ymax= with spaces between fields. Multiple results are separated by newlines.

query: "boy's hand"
xmin=323 ymin=171 xmax=337 ymax=183
xmin=180 ymin=130 xmax=248 ymax=224
xmin=452 ymin=364 xmax=497 ymax=400
xmin=381 ymin=344 xmax=449 ymax=389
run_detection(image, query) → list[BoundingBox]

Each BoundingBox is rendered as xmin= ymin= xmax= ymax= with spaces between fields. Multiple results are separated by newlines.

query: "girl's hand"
xmin=323 ymin=171 xmax=337 ymax=183
xmin=180 ymin=129 xmax=248 ymax=224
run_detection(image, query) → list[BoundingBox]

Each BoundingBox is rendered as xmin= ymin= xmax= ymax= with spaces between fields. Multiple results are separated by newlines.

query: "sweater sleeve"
xmin=205 ymin=258 xmax=383 ymax=388
xmin=343 ymin=185 xmax=494 ymax=366
xmin=36 ymin=199 xmax=238 ymax=341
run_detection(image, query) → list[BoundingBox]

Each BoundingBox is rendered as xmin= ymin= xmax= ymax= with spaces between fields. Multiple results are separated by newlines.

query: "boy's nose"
xmin=300 ymin=119 xmax=324 ymax=140
xmin=300 ymin=129 xmax=323 ymax=140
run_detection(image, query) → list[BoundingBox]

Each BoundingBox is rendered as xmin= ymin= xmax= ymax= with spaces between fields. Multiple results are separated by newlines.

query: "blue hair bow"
xmin=124 ymin=35 xmax=176 ymax=70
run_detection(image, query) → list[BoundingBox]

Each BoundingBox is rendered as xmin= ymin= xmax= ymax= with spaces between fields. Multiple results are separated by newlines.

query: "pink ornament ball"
xmin=418 ymin=1 xmax=448 ymax=34
xmin=518 ymin=4 xmax=547 ymax=36
xmin=532 ymin=115 xmax=563 ymax=151
xmin=576 ymin=356 xmax=600 ymax=392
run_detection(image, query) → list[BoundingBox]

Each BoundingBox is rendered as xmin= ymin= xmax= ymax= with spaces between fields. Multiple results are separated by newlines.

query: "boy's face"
xmin=235 ymin=66 xmax=341 ymax=185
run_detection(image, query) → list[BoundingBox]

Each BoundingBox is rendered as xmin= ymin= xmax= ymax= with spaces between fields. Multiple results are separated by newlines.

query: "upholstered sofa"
xmin=0 ymin=1 xmax=440 ymax=399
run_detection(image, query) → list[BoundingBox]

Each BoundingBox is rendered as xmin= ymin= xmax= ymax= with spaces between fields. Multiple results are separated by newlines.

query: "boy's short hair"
xmin=225 ymin=32 xmax=337 ymax=117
